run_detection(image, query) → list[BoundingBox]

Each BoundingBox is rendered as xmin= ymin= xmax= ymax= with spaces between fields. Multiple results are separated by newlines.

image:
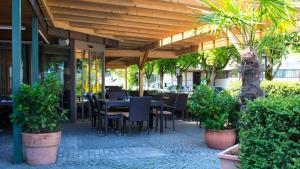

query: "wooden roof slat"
xmin=76 ymin=0 xmax=203 ymax=14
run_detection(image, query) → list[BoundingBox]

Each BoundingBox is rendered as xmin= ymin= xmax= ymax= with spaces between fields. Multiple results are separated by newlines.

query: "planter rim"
xmin=22 ymin=131 xmax=61 ymax=135
xmin=218 ymin=144 xmax=240 ymax=162
xmin=205 ymin=128 xmax=236 ymax=132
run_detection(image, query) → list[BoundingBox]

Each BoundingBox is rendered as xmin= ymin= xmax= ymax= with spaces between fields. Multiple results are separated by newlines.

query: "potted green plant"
xmin=189 ymin=84 xmax=239 ymax=150
xmin=10 ymin=73 xmax=67 ymax=165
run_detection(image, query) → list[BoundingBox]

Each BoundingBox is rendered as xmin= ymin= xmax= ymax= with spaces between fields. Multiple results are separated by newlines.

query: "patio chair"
xmin=92 ymin=94 xmax=123 ymax=135
xmin=122 ymin=97 xmax=151 ymax=135
xmin=175 ymin=93 xmax=188 ymax=120
xmin=85 ymin=93 xmax=99 ymax=127
xmin=152 ymin=93 xmax=178 ymax=131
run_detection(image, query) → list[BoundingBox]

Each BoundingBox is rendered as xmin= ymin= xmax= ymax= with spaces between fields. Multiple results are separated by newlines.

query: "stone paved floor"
xmin=0 ymin=120 xmax=220 ymax=169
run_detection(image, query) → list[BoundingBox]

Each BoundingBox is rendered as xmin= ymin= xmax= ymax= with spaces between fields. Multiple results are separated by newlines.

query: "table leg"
xmin=149 ymin=111 xmax=153 ymax=129
xmin=160 ymin=105 xmax=163 ymax=133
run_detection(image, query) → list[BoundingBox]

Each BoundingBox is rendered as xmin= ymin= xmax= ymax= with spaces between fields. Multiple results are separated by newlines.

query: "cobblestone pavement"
xmin=0 ymin=120 xmax=220 ymax=169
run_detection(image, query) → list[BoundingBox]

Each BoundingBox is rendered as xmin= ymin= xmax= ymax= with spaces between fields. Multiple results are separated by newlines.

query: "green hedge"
xmin=227 ymin=81 xmax=300 ymax=97
xmin=239 ymin=96 xmax=300 ymax=169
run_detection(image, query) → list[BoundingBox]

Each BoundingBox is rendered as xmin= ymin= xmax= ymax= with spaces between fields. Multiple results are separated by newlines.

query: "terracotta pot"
xmin=22 ymin=131 xmax=61 ymax=165
xmin=204 ymin=129 xmax=236 ymax=150
xmin=218 ymin=144 xmax=240 ymax=169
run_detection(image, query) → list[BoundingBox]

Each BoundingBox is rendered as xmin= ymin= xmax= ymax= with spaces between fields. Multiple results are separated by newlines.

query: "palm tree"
xmin=200 ymin=0 xmax=297 ymax=101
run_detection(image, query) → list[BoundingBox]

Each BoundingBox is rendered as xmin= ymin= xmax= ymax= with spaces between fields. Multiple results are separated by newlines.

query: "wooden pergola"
xmin=38 ymin=0 xmax=240 ymax=97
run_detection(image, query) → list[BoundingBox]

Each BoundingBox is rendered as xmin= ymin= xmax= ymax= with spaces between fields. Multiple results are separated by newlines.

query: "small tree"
xmin=154 ymin=59 xmax=176 ymax=89
xmin=128 ymin=65 xmax=139 ymax=90
xmin=201 ymin=0 xmax=296 ymax=101
xmin=144 ymin=61 xmax=156 ymax=90
xmin=259 ymin=32 xmax=300 ymax=80
xmin=175 ymin=53 xmax=199 ymax=90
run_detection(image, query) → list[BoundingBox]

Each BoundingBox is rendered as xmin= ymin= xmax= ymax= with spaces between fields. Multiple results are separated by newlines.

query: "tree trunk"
xmin=159 ymin=70 xmax=164 ymax=89
xmin=240 ymin=47 xmax=264 ymax=102
xmin=177 ymin=71 xmax=183 ymax=91
xmin=265 ymin=57 xmax=274 ymax=81
xmin=209 ymin=67 xmax=216 ymax=86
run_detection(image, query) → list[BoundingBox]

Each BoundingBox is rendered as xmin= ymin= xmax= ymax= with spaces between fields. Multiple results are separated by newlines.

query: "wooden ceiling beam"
xmin=54 ymin=20 xmax=119 ymax=40
xmin=47 ymin=0 xmax=196 ymax=22
xmin=95 ymin=29 xmax=162 ymax=39
xmin=38 ymin=0 xmax=55 ymax=26
xmin=105 ymin=49 xmax=176 ymax=58
xmin=69 ymin=22 xmax=174 ymax=36
xmin=51 ymin=6 xmax=194 ymax=26
xmin=53 ymin=13 xmax=186 ymax=32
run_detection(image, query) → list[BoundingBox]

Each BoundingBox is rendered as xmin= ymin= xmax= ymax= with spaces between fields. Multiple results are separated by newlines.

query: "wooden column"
xmin=69 ymin=39 xmax=77 ymax=123
xmin=12 ymin=0 xmax=23 ymax=163
xmin=101 ymin=52 xmax=105 ymax=99
xmin=31 ymin=16 xmax=39 ymax=83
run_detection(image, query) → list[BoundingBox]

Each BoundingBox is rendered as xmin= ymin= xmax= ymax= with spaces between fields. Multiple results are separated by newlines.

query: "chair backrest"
xmin=175 ymin=93 xmax=188 ymax=111
xmin=85 ymin=93 xmax=97 ymax=114
xmin=167 ymin=93 xmax=179 ymax=107
xmin=129 ymin=96 xmax=151 ymax=121
xmin=108 ymin=90 xmax=126 ymax=100
xmin=92 ymin=94 xmax=103 ymax=114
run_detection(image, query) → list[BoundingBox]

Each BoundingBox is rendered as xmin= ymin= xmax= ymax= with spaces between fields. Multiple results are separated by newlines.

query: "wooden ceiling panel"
xmin=47 ymin=0 xmax=198 ymax=22
xmin=51 ymin=6 xmax=194 ymax=26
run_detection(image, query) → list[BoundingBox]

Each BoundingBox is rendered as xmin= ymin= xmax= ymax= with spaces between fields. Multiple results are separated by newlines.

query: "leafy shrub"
xmin=239 ymin=96 xmax=300 ymax=169
xmin=188 ymin=84 xmax=239 ymax=130
xmin=10 ymin=74 xmax=68 ymax=133
xmin=227 ymin=81 xmax=300 ymax=97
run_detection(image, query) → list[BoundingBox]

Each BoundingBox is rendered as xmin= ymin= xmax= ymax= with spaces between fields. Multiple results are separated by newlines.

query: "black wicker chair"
xmin=85 ymin=93 xmax=99 ymax=128
xmin=175 ymin=93 xmax=188 ymax=120
xmin=152 ymin=93 xmax=178 ymax=131
xmin=92 ymin=94 xmax=123 ymax=135
xmin=122 ymin=97 xmax=151 ymax=135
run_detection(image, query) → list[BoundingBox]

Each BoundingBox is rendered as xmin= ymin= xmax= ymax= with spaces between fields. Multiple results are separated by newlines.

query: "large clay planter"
xmin=204 ymin=129 xmax=236 ymax=150
xmin=22 ymin=131 xmax=61 ymax=165
xmin=218 ymin=144 xmax=240 ymax=169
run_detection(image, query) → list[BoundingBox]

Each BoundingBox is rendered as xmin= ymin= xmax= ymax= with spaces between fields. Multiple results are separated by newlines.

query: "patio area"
xmin=0 ymin=120 xmax=219 ymax=169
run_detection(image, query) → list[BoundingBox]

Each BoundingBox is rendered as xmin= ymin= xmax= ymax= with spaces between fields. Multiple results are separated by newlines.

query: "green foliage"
xmin=200 ymin=0 xmax=296 ymax=47
xmin=175 ymin=53 xmax=199 ymax=72
xmin=154 ymin=59 xmax=176 ymax=75
xmin=10 ymin=74 xmax=68 ymax=133
xmin=128 ymin=64 xmax=139 ymax=89
xmin=239 ymin=96 xmax=300 ymax=169
xmin=188 ymin=84 xmax=239 ymax=130
xmin=227 ymin=81 xmax=300 ymax=97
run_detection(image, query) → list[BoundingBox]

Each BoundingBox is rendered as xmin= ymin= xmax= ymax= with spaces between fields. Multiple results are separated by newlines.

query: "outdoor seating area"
xmin=0 ymin=0 xmax=300 ymax=168
xmin=83 ymin=88 xmax=189 ymax=136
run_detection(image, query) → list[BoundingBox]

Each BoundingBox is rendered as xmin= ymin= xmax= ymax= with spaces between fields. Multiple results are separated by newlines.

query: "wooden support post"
xmin=101 ymin=52 xmax=105 ymax=99
xmin=12 ymin=0 xmax=23 ymax=163
xmin=31 ymin=16 xmax=39 ymax=84
xmin=138 ymin=50 xmax=149 ymax=96
xmin=69 ymin=39 xmax=77 ymax=123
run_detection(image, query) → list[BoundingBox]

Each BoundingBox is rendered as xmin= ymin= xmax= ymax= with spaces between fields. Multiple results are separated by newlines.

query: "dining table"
xmin=99 ymin=99 xmax=164 ymax=135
